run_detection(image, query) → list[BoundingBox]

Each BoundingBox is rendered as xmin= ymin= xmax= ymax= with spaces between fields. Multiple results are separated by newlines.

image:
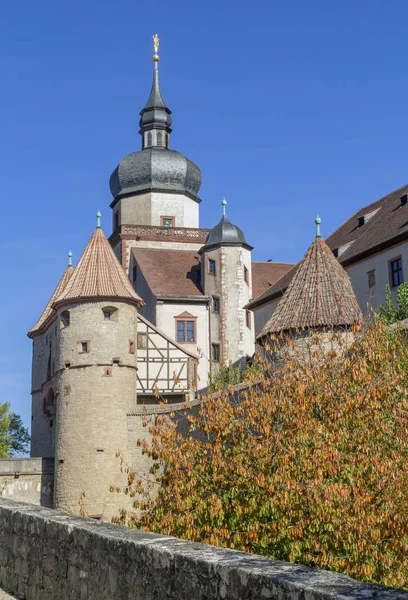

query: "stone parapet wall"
xmin=0 ymin=459 xmax=53 ymax=508
xmin=0 ymin=499 xmax=407 ymax=600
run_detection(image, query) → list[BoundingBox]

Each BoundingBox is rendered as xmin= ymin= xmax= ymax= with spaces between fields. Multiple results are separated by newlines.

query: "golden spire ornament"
xmin=153 ymin=34 xmax=160 ymax=62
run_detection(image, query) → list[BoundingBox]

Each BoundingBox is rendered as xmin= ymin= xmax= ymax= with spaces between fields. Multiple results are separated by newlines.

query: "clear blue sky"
xmin=1 ymin=0 xmax=408 ymax=431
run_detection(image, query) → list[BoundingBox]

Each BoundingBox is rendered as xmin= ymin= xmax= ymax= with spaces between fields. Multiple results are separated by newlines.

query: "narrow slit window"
xmin=209 ymin=259 xmax=216 ymax=275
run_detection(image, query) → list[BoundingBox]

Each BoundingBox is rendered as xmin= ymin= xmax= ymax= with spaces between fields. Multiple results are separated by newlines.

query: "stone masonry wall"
xmin=0 ymin=499 xmax=407 ymax=600
xmin=0 ymin=459 xmax=53 ymax=508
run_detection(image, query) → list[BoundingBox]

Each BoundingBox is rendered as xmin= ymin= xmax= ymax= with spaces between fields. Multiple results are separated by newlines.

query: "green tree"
xmin=119 ymin=324 xmax=408 ymax=588
xmin=8 ymin=413 xmax=30 ymax=456
xmin=0 ymin=403 xmax=12 ymax=458
xmin=377 ymin=282 xmax=408 ymax=324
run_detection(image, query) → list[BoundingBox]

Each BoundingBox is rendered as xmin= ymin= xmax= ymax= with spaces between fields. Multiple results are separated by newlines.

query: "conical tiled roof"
xmin=54 ymin=227 xmax=143 ymax=308
xmin=258 ymin=235 xmax=362 ymax=337
xmin=28 ymin=265 xmax=73 ymax=338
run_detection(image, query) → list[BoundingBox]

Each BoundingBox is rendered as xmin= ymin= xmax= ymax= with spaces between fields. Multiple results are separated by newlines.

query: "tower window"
xmin=102 ymin=307 xmax=118 ymax=321
xmin=157 ymin=131 xmax=163 ymax=146
xmin=132 ymin=265 xmax=137 ymax=282
xmin=390 ymin=257 xmax=403 ymax=288
xmin=129 ymin=340 xmax=135 ymax=354
xmin=244 ymin=266 xmax=249 ymax=285
xmin=176 ymin=320 xmax=196 ymax=343
xmin=246 ymin=310 xmax=251 ymax=329
xmin=114 ymin=211 xmax=119 ymax=231
xmin=213 ymin=297 xmax=220 ymax=313
xmin=78 ymin=340 xmax=90 ymax=353
xmin=161 ymin=216 xmax=174 ymax=228
xmin=103 ymin=367 xmax=112 ymax=377
xmin=212 ymin=343 xmax=220 ymax=362
xmin=60 ymin=310 xmax=70 ymax=329
xmin=147 ymin=132 xmax=152 ymax=147
xmin=208 ymin=259 xmax=216 ymax=275
xmin=165 ymin=133 xmax=169 ymax=149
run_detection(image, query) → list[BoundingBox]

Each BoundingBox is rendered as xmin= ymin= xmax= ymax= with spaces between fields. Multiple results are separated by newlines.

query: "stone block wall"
xmin=0 ymin=499 xmax=407 ymax=600
xmin=0 ymin=459 xmax=53 ymax=508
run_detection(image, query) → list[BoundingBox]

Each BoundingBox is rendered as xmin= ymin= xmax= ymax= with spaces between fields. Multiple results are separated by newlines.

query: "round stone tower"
xmin=51 ymin=215 xmax=143 ymax=520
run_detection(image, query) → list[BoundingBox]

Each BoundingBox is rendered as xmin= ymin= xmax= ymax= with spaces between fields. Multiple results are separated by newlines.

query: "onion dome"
xmin=258 ymin=217 xmax=362 ymax=337
xmin=202 ymin=199 xmax=253 ymax=252
xmin=54 ymin=213 xmax=143 ymax=309
xmin=28 ymin=253 xmax=74 ymax=338
xmin=109 ymin=35 xmax=201 ymax=204
xmin=109 ymin=148 xmax=201 ymax=201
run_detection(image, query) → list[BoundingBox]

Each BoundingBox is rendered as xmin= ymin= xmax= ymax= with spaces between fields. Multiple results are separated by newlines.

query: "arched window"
xmin=102 ymin=307 xmax=118 ymax=322
xmin=60 ymin=310 xmax=70 ymax=329
xmin=146 ymin=132 xmax=152 ymax=147
xmin=157 ymin=131 xmax=163 ymax=147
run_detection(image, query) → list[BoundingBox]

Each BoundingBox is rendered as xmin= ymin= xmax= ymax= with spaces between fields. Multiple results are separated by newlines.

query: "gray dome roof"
xmin=109 ymin=148 xmax=202 ymax=201
xmin=204 ymin=216 xmax=252 ymax=250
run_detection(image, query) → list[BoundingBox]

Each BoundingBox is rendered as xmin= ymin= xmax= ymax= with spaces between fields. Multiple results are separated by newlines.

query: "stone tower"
xmin=200 ymin=200 xmax=255 ymax=369
xmin=28 ymin=215 xmax=143 ymax=520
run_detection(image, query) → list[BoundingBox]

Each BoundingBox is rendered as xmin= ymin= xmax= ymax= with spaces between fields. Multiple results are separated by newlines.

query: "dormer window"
xmin=400 ymin=194 xmax=408 ymax=206
xmin=358 ymin=215 xmax=366 ymax=227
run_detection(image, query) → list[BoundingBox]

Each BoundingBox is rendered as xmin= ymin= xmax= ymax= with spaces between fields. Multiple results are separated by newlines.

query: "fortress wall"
xmin=0 ymin=499 xmax=406 ymax=600
xmin=0 ymin=459 xmax=53 ymax=508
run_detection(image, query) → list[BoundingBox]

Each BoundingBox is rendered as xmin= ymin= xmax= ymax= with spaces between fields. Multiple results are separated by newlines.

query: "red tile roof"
xmin=55 ymin=228 xmax=143 ymax=307
xmin=258 ymin=236 xmax=362 ymax=337
xmin=251 ymin=262 xmax=294 ymax=299
xmin=132 ymin=248 xmax=203 ymax=298
xmin=28 ymin=266 xmax=73 ymax=337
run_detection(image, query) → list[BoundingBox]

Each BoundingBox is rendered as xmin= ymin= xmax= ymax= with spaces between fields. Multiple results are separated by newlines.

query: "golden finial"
xmin=152 ymin=34 xmax=160 ymax=62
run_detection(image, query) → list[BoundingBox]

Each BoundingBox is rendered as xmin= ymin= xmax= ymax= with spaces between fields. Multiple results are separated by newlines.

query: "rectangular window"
xmin=161 ymin=216 xmax=174 ymax=228
xmin=176 ymin=320 xmax=196 ymax=343
xmin=114 ymin=212 xmax=119 ymax=231
xmin=209 ymin=259 xmax=216 ymax=275
xmin=212 ymin=343 xmax=220 ymax=362
xmin=132 ymin=265 xmax=137 ymax=282
xmin=244 ymin=265 xmax=249 ymax=285
xmin=79 ymin=341 xmax=89 ymax=353
xmin=213 ymin=297 xmax=220 ymax=313
xmin=103 ymin=311 xmax=111 ymax=321
xmin=129 ymin=340 xmax=135 ymax=354
xmin=246 ymin=310 xmax=251 ymax=329
xmin=390 ymin=257 xmax=403 ymax=287
xmin=137 ymin=334 xmax=147 ymax=349
xmin=368 ymin=269 xmax=376 ymax=288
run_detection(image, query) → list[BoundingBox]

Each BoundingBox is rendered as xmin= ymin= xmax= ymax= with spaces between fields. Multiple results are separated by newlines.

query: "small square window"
xmin=103 ymin=311 xmax=111 ymax=321
xmin=212 ymin=343 xmax=220 ymax=362
xmin=246 ymin=310 xmax=251 ymax=329
xmin=390 ymin=257 xmax=403 ymax=288
xmin=161 ymin=217 xmax=174 ymax=228
xmin=80 ymin=342 xmax=89 ymax=353
xmin=213 ymin=297 xmax=220 ymax=313
xmin=209 ymin=259 xmax=216 ymax=275
xmin=368 ymin=269 xmax=376 ymax=288
xmin=244 ymin=266 xmax=249 ymax=285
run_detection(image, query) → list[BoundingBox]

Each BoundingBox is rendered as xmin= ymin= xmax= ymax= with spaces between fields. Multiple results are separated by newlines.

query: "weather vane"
xmin=153 ymin=34 xmax=160 ymax=62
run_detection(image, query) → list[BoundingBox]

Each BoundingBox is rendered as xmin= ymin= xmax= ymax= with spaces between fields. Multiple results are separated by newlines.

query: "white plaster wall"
xmin=253 ymin=299 xmax=279 ymax=335
xmin=345 ymin=241 xmax=408 ymax=314
xmin=117 ymin=192 xmax=199 ymax=228
xmin=155 ymin=302 xmax=210 ymax=389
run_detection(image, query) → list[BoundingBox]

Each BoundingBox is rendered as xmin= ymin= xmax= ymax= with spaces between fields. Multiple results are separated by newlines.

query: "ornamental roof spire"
xmin=139 ymin=34 xmax=172 ymax=143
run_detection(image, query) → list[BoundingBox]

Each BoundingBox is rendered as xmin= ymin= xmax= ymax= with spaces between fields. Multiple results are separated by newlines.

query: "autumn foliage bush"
xmin=119 ymin=323 xmax=408 ymax=588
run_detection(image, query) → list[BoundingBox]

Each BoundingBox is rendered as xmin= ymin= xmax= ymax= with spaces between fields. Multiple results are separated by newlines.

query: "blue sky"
xmin=1 ymin=0 xmax=408 ymax=430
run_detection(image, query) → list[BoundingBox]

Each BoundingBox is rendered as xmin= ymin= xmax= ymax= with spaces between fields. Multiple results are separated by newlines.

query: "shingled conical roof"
xmin=258 ymin=224 xmax=362 ymax=338
xmin=54 ymin=225 xmax=143 ymax=308
xmin=28 ymin=263 xmax=74 ymax=338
